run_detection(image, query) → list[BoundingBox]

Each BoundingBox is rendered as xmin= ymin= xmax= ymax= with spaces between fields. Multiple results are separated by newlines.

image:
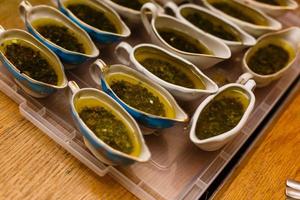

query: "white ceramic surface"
xmin=203 ymin=0 xmax=282 ymax=37
xmin=68 ymin=81 xmax=151 ymax=165
xmin=115 ymin=42 xmax=219 ymax=101
xmin=164 ymin=2 xmax=256 ymax=53
xmin=102 ymin=0 xmax=163 ymax=24
xmin=189 ymin=74 xmax=256 ymax=151
xmin=141 ymin=2 xmax=231 ymax=69
xmin=242 ymin=0 xmax=298 ymax=17
xmin=242 ymin=27 xmax=300 ymax=87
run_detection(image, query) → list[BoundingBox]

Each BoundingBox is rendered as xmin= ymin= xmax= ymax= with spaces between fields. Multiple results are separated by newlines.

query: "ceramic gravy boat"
xmin=141 ymin=2 xmax=231 ymax=69
xmin=164 ymin=2 xmax=256 ymax=53
xmin=242 ymin=27 xmax=300 ymax=87
xmin=68 ymin=81 xmax=151 ymax=165
xmin=203 ymin=0 xmax=282 ymax=37
xmin=57 ymin=0 xmax=131 ymax=43
xmin=89 ymin=59 xmax=189 ymax=129
xmin=0 ymin=26 xmax=67 ymax=98
xmin=242 ymin=0 xmax=298 ymax=17
xmin=189 ymin=74 xmax=256 ymax=151
xmin=115 ymin=42 xmax=218 ymax=101
xmin=19 ymin=0 xmax=99 ymax=66
xmin=102 ymin=0 xmax=162 ymax=24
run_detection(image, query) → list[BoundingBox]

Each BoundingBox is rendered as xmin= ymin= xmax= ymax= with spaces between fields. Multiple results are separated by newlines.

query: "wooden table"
xmin=0 ymin=1 xmax=299 ymax=199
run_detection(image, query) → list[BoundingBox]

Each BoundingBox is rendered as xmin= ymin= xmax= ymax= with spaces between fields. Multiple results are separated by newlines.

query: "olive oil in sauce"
xmin=32 ymin=18 xmax=89 ymax=53
xmin=181 ymin=8 xmax=242 ymax=42
xmin=157 ymin=28 xmax=212 ymax=54
xmin=0 ymin=39 xmax=59 ymax=85
xmin=135 ymin=50 xmax=206 ymax=89
xmin=66 ymin=4 xmax=120 ymax=34
xmin=196 ymin=89 xmax=249 ymax=140
xmin=210 ymin=1 xmax=268 ymax=25
xmin=106 ymin=73 xmax=175 ymax=118
xmin=110 ymin=0 xmax=150 ymax=10
xmin=75 ymin=96 xmax=141 ymax=156
xmin=248 ymin=42 xmax=293 ymax=75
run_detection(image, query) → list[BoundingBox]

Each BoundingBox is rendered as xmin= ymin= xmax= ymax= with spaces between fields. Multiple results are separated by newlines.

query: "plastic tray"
xmin=0 ymin=5 xmax=299 ymax=200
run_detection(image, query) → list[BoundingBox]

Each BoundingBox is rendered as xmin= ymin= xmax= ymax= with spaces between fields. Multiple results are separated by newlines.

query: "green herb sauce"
xmin=79 ymin=106 xmax=134 ymax=154
xmin=211 ymin=2 xmax=257 ymax=24
xmin=67 ymin=4 xmax=119 ymax=33
xmin=110 ymin=80 xmax=166 ymax=116
xmin=248 ymin=44 xmax=289 ymax=75
xmin=182 ymin=9 xmax=241 ymax=42
xmin=196 ymin=89 xmax=248 ymax=140
xmin=157 ymin=28 xmax=212 ymax=54
xmin=2 ymin=40 xmax=58 ymax=85
xmin=35 ymin=23 xmax=85 ymax=53
xmin=139 ymin=58 xmax=196 ymax=88
xmin=110 ymin=0 xmax=149 ymax=10
xmin=255 ymin=0 xmax=282 ymax=6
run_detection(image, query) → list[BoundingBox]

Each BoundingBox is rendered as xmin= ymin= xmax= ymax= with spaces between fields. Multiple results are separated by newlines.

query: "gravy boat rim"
xmin=203 ymin=0 xmax=282 ymax=31
xmin=23 ymin=3 xmax=99 ymax=58
xmin=125 ymin=42 xmax=219 ymax=94
xmin=189 ymin=82 xmax=255 ymax=144
xmin=95 ymin=63 xmax=189 ymax=123
xmin=173 ymin=3 xmax=256 ymax=46
xmin=70 ymin=86 xmax=151 ymax=162
xmin=57 ymin=0 xmax=131 ymax=38
xmin=151 ymin=14 xmax=231 ymax=59
xmin=0 ymin=28 xmax=67 ymax=88
xmin=243 ymin=27 xmax=300 ymax=78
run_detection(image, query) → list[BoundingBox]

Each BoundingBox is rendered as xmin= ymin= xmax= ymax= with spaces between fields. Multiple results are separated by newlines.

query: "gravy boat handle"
xmin=68 ymin=81 xmax=80 ymax=94
xmin=67 ymin=81 xmax=80 ymax=103
xmin=89 ymin=59 xmax=109 ymax=86
xmin=164 ymin=1 xmax=178 ymax=16
xmin=115 ymin=42 xmax=133 ymax=66
xmin=141 ymin=3 xmax=159 ymax=36
xmin=0 ymin=25 xmax=5 ymax=33
xmin=19 ymin=0 xmax=32 ymax=22
xmin=237 ymin=72 xmax=256 ymax=91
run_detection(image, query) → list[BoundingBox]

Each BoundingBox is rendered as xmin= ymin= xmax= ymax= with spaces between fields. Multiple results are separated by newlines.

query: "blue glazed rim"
xmin=68 ymin=83 xmax=151 ymax=164
xmin=0 ymin=28 xmax=68 ymax=91
xmin=57 ymin=0 xmax=131 ymax=42
xmin=20 ymin=2 xmax=99 ymax=62
xmin=91 ymin=61 xmax=189 ymax=129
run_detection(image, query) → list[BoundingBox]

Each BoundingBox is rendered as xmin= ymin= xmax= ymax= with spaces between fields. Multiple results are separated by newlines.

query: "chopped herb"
xmin=110 ymin=0 xmax=149 ymax=10
xmin=196 ymin=91 xmax=247 ymax=140
xmin=3 ymin=41 xmax=58 ymax=85
xmin=212 ymin=2 xmax=257 ymax=24
xmin=139 ymin=58 xmax=196 ymax=88
xmin=36 ymin=24 xmax=85 ymax=53
xmin=79 ymin=106 xmax=134 ymax=154
xmin=67 ymin=4 xmax=118 ymax=33
xmin=183 ymin=10 xmax=241 ymax=41
xmin=157 ymin=28 xmax=211 ymax=54
xmin=248 ymin=44 xmax=289 ymax=75
xmin=110 ymin=80 xmax=166 ymax=116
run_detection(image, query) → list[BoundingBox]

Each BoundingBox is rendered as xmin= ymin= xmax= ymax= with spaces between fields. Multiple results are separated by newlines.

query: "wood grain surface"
xmin=214 ymin=87 xmax=300 ymax=200
xmin=0 ymin=1 xmax=299 ymax=200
